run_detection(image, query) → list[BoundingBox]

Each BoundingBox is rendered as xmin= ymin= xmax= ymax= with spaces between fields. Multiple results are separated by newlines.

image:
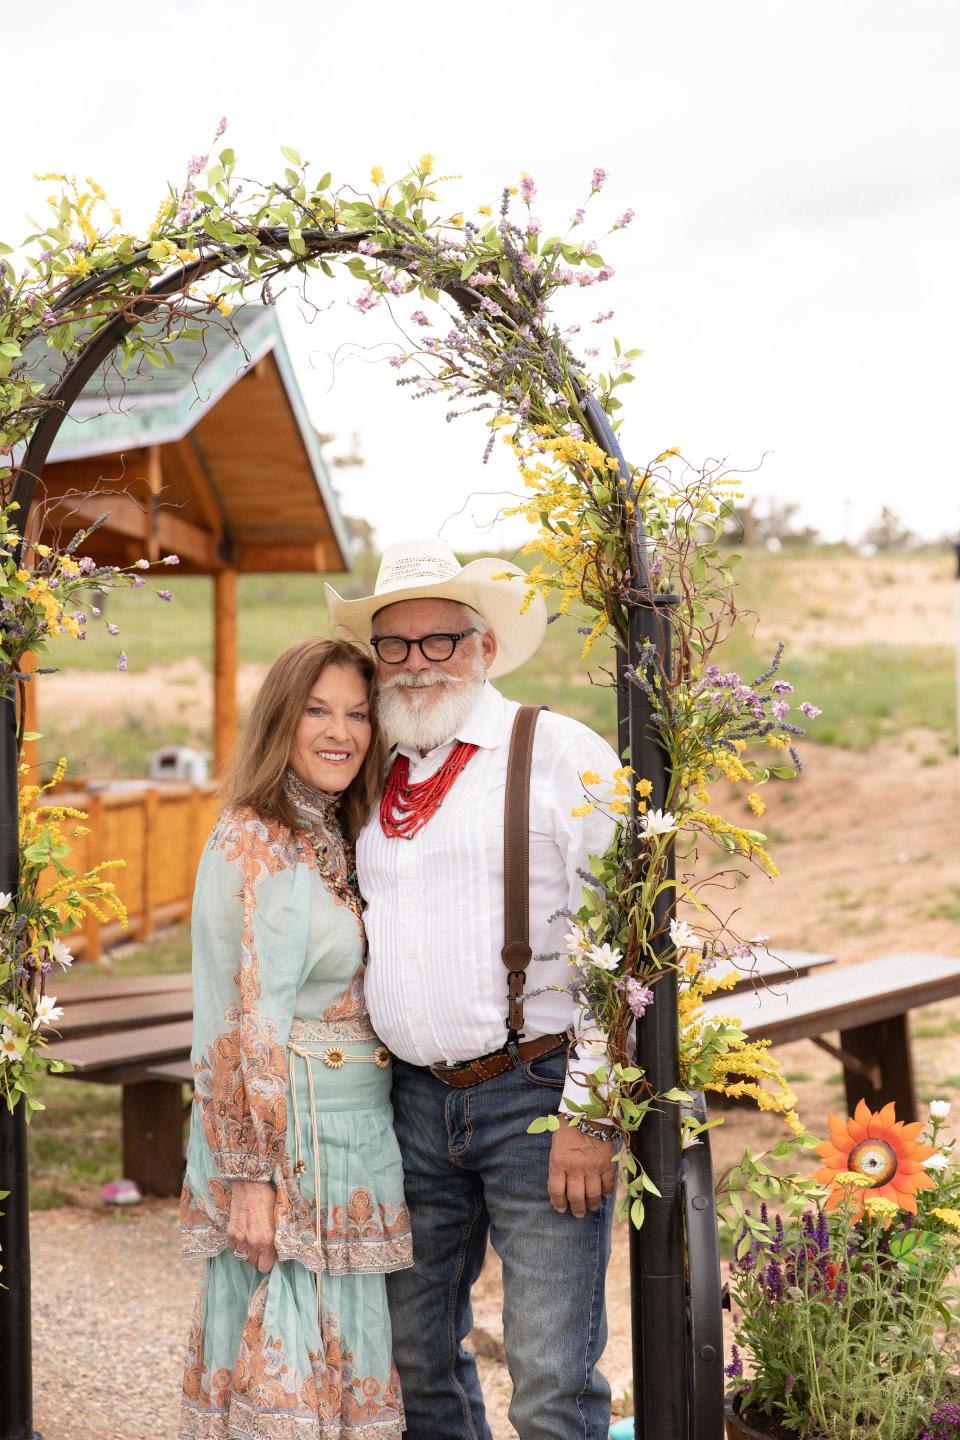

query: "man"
xmin=326 ymin=537 xmax=620 ymax=1440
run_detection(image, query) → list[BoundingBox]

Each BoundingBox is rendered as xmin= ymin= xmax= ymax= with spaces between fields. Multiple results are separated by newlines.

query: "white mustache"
xmin=382 ymin=671 xmax=462 ymax=691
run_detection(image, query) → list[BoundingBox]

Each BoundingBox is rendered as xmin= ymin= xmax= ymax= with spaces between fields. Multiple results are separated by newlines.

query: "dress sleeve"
xmin=542 ymin=728 xmax=620 ymax=1120
xmin=191 ymin=817 xmax=307 ymax=1181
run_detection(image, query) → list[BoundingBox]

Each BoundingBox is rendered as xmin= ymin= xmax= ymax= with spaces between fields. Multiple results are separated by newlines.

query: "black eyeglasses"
xmin=371 ymin=628 xmax=478 ymax=664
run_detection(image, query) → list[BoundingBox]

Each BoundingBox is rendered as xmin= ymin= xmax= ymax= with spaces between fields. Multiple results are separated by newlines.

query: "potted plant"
xmin=724 ymin=1100 xmax=960 ymax=1440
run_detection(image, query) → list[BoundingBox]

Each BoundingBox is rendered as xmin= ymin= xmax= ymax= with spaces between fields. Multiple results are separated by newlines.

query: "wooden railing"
xmin=44 ymin=782 xmax=222 ymax=961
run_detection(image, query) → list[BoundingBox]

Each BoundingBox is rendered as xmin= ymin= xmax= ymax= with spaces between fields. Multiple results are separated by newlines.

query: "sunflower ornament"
xmin=812 ymin=1099 xmax=937 ymax=1221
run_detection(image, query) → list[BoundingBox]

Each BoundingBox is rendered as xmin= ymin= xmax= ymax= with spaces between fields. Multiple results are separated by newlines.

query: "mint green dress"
xmin=179 ymin=802 xmax=411 ymax=1440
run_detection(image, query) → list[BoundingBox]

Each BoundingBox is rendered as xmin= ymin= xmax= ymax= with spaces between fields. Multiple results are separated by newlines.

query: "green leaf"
xmin=662 ymin=1087 xmax=692 ymax=1103
xmin=527 ymin=1115 xmax=560 ymax=1134
xmin=630 ymin=1197 xmax=645 ymax=1228
xmin=317 ymin=172 xmax=332 ymax=191
xmin=281 ymin=146 xmax=302 ymax=167
xmin=460 ymin=256 xmax=480 ymax=281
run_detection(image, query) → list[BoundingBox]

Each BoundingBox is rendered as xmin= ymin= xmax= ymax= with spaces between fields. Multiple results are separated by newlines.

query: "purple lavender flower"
xmin=479 ymin=296 xmax=503 ymax=318
xmin=388 ymin=354 xmax=406 ymax=369
xmin=526 ymin=217 xmax=542 ymax=236
xmin=410 ymin=310 xmax=430 ymax=326
xmin=614 ymin=208 xmax=635 ymax=229
xmin=187 ymin=154 xmax=208 ymax=177
xmin=358 ymin=239 xmax=379 ymax=256
xmin=724 ymin=1344 xmax=744 ymax=1379
xmin=117 ymin=652 xmax=128 ymax=672
xmin=591 ymin=167 xmax=608 ymax=191
xmin=618 ymin=978 xmax=654 ymax=1018
xmin=772 ymin=699 xmax=790 ymax=722
xmin=801 ymin=702 xmax=822 ymax=719
xmin=133 ymin=576 xmax=145 ymax=589
xmin=163 ymin=554 xmax=180 ymax=565
xmin=107 ymin=624 xmax=120 ymax=637
xmin=572 ymin=207 xmax=586 ymax=225
xmin=78 ymin=556 xmax=96 ymax=574
xmin=157 ymin=590 xmax=173 ymax=602
xmin=771 ymin=680 xmax=794 ymax=695
xmin=520 ymin=175 xmax=536 ymax=203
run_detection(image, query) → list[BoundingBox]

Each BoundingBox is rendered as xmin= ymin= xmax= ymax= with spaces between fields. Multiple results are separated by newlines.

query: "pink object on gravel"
xmin=101 ymin=1178 xmax=143 ymax=1205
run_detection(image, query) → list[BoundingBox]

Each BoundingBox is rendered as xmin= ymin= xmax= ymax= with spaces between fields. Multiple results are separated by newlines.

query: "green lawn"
xmin=34 ymin=550 xmax=958 ymax=778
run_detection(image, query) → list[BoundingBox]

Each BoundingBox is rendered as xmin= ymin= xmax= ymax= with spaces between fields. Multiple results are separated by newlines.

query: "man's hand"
xmin=547 ymin=1120 xmax=616 ymax=1218
xmin=227 ymin=1179 xmax=277 ymax=1273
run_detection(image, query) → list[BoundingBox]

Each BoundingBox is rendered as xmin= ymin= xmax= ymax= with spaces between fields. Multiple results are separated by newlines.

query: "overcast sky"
xmin=3 ymin=0 xmax=958 ymax=550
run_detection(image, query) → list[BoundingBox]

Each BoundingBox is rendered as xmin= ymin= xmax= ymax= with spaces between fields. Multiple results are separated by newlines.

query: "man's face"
xmin=371 ymin=598 xmax=497 ymax=700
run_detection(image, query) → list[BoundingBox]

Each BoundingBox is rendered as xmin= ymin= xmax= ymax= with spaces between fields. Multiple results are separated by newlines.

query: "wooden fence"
xmin=45 ymin=783 xmax=221 ymax=961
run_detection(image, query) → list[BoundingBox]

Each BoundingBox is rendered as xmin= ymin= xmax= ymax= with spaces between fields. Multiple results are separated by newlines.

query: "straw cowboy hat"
xmin=324 ymin=537 xmax=547 ymax=679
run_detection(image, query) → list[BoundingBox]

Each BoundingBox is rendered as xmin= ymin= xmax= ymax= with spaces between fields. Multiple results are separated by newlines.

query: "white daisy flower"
xmin=669 ymin=918 xmax=699 ymax=951
xmin=586 ymin=942 xmax=622 ymax=972
xmin=930 ymin=1099 xmax=952 ymax=1120
xmin=923 ymin=1153 xmax=949 ymax=1172
xmin=638 ymin=808 xmax=678 ymax=838
xmin=33 ymin=995 xmax=64 ymax=1030
xmin=1 ymin=1028 xmax=20 ymax=1060
xmin=52 ymin=938 xmax=74 ymax=969
xmin=0 ymin=892 xmax=12 ymax=910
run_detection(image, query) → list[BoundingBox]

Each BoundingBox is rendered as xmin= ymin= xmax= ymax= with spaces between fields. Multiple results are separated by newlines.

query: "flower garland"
xmin=0 ymin=138 xmax=820 ymax=1207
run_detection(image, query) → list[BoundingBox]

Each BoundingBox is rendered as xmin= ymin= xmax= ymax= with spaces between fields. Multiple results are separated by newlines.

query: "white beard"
xmin=379 ymin=669 xmax=486 ymax=752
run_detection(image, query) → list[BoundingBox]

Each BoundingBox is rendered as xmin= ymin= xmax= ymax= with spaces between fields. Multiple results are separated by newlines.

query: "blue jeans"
xmin=387 ymin=1043 xmax=613 ymax=1440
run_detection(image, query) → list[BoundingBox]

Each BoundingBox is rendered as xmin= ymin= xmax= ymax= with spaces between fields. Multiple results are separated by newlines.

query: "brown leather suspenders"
xmin=501 ymin=705 xmax=544 ymax=1042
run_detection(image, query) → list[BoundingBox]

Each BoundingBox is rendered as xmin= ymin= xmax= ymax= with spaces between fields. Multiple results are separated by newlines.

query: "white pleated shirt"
xmin=357 ymin=682 xmax=619 ymax=1114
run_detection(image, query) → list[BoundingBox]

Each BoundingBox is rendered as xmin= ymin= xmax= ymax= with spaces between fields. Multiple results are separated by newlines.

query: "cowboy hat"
xmin=324 ymin=537 xmax=547 ymax=679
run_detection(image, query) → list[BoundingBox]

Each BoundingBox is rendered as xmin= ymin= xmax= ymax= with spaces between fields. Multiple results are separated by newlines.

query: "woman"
xmin=179 ymin=638 xmax=411 ymax=1440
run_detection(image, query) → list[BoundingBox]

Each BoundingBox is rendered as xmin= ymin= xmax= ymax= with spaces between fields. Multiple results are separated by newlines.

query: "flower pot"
xmin=725 ymin=1403 xmax=787 ymax=1440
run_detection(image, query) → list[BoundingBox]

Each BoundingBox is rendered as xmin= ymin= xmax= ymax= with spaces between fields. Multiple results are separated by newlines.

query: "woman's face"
xmin=289 ymin=663 xmax=372 ymax=794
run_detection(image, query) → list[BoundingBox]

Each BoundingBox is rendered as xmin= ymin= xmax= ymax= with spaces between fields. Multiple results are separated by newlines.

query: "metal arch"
xmin=683 ymin=1094 xmax=726 ymax=1439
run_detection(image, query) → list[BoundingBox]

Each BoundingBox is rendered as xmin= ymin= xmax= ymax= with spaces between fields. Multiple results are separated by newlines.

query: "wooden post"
xmin=214 ymin=569 xmax=238 ymax=775
xmin=19 ymin=651 xmax=39 ymax=776
xmin=140 ymin=788 xmax=158 ymax=941
xmin=146 ymin=444 xmax=162 ymax=562
xmin=84 ymin=791 xmax=103 ymax=962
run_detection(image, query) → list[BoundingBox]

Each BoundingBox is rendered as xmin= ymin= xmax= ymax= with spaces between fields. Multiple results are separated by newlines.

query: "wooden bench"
xmin=57 ymin=970 xmax=192 ymax=1003
xmin=46 ymin=1021 xmax=192 ymax=1196
xmin=54 ymin=990 xmax=193 ymax=1040
xmin=711 ymin=947 xmax=835 ymax=994
xmin=700 ymin=952 xmax=960 ymax=1122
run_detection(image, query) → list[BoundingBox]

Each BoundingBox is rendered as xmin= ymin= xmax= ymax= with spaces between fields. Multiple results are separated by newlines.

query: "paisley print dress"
xmin=179 ymin=802 xmax=412 ymax=1440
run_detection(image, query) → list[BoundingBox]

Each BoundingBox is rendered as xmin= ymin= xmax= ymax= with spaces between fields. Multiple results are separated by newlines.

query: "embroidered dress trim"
xmin=289 ymin=1016 xmax=378 ymax=1045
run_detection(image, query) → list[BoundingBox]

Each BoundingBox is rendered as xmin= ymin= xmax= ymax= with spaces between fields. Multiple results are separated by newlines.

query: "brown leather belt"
xmin=425 ymin=1032 xmax=568 ymax=1088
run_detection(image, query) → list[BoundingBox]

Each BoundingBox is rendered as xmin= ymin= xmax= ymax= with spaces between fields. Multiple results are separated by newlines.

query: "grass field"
xmin=36 ymin=548 xmax=958 ymax=776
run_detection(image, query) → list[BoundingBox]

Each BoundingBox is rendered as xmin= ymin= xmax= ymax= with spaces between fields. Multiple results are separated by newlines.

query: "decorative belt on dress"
xmin=286 ymin=1016 xmax=391 ymax=1325
xmin=422 ymin=1031 xmax=571 ymax=1088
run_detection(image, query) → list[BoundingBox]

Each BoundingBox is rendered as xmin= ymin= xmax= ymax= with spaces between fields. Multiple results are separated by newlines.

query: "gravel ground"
xmin=31 ymin=1198 xmax=637 ymax=1440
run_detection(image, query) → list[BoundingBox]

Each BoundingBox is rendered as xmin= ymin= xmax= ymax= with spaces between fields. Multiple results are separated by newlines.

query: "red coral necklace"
xmin=379 ymin=742 xmax=479 ymax=840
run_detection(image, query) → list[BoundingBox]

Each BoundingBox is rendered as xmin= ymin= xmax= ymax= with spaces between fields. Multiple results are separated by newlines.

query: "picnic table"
xmin=700 ymin=951 xmax=960 ymax=1123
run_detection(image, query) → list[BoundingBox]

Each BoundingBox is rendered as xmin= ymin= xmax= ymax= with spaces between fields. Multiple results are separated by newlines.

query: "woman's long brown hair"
xmin=221 ymin=638 xmax=385 ymax=841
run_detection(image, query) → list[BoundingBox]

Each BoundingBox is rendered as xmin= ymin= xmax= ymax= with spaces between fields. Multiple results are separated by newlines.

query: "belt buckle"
xmin=429 ymin=1059 xmax=466 ymax=1080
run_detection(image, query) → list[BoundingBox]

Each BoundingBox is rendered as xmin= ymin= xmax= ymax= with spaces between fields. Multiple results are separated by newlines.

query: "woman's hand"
xmin=226 ymin=1179 xmax=277 ymax=1273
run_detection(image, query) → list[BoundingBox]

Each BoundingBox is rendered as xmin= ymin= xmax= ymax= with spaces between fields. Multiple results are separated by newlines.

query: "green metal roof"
xmin=42 ymin=306 xmax=351 ymax=564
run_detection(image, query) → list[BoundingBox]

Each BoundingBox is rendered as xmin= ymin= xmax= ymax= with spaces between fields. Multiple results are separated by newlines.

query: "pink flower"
xmin=591 ymin=167 xmax=608 ymax=191
xmin=592 ymin=310 xmax=614 ymax=324
xmin=772 ymin=699 xmax=789 ymax=721
xmin=215 ymin=116 xmax=228 ymax=139
xmin=597 ymin=266 xmax=615 ymax=282
xmin=526 ymin=217 xmax=542 ymax=236
xmin=117 ymin=652 xmax=128 ymax=672
xmin=614 ymin=208 xmax=635 ymax=229
xmin=479 ymin=296 xmax=503 ymax=317
xmin=158 ymin=590 xmax=173 ymax=602
xmin=801 ymin=702 xmax=822 ymax=719
xmin=78 ymin=556 xmax=96 ymax=574
xmin=163 ymin=554 xmax=180 ymax=565
xmin=352 ymin=287 xmax=381 ymax=313
xmin=410 ymin=310 xmax=431 ymax=326
xmin=388 ymin=354 xmax=406 ymax=369
xmin=571 ymin=207 xmax=586 ymax=225
xmin=520 ymin=175 xmax=537 ymax=203
xmin=107 ymin=624 xmax=120 ymax=637
xmin=576 ymin=272 xmax=595 ymax=287
xmin=358 ymin=239 xmax=379 ymax=255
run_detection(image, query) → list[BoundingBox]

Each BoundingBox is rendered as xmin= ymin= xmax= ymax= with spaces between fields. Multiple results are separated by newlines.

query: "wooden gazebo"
xmin=28 ymin=305 xmax=351 ymax=769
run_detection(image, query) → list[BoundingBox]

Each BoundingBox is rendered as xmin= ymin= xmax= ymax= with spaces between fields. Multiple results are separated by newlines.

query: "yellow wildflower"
xmin=609 ymin=799 xmax=629 ymax=816
xmin=570 ymin=802 xmax=596 ymax=819
xmin=370 ymin=165 xmax=385 ymax=186
xmin=655 ymin=448 xmax=681 ymax=463
xmin=580 ymin=771 xmax=602 ymax=787
xmin=766 ymin=735 xmax=790 ymax=752
xmin=478 ymin=204 xmax=492 ymax=216
xmin=635 ymin=778 xmax=653 ymax=798
xmin=863 ymin=1195 xmax=899 ymax=1221
xmin=59 ymin=556 xmax=80 ymax=577
xmin=419 ymin=153 xmax=435 ymax=172
xmin=833 ymin=1171 xmax=874 ymax=1190
xmin=451 ymin=213 xmax=464 ymax=228
xmin=747 ymin=792 xmax=766 ymax=818
xmin=34 ymin=544 xmax=51 ymax=558
xmin=932 ymin=1207 xmax=960 ymax=1231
